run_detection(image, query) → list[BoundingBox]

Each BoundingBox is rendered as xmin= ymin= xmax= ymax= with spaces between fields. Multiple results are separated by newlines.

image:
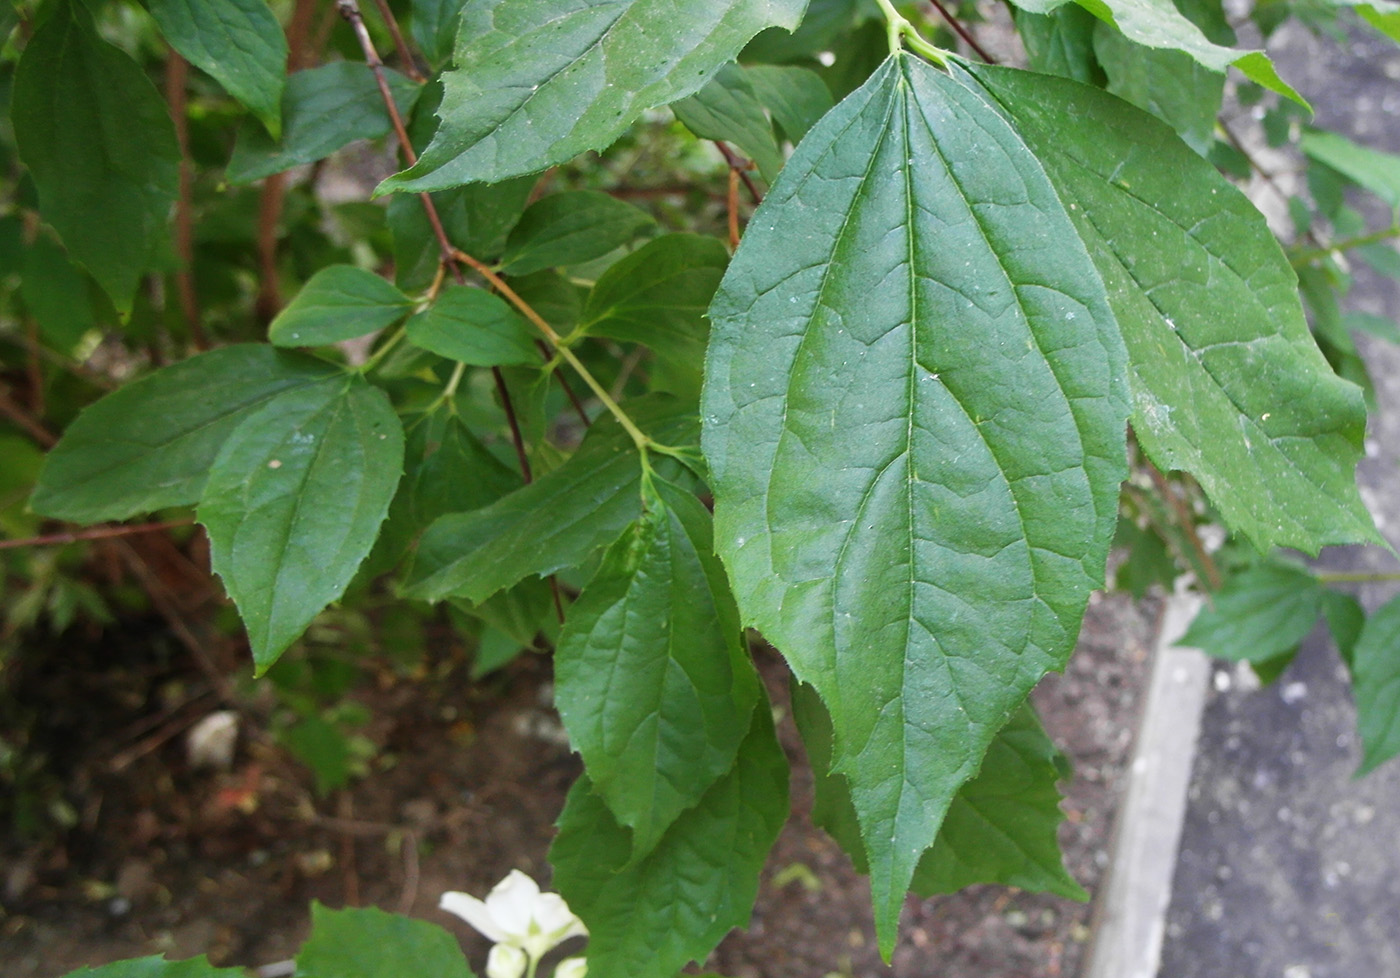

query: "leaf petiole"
xmin=873 ymin=0 xmax=950 ymax=66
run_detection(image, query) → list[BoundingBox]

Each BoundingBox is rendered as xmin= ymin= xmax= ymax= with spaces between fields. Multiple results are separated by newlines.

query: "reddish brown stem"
xmin=715 ymin=141 xmax=761 ymax=203
xmin=165 ymin=51 xmax=207 ymax=349
xmin=0 ymin=519 xmax=194 ymax=552
xmin=24 ymin=315 xmax=44 ymax=417
xmin=0 ymin=384 xmax=56 ymax=447
xmin=1145 ymin=462 xmax=1222 ymax=590
xmin=369 ymin=0 xmax=425 ymax=81
xmin=726 ymin=168 xmax=741 ymax=249
xmin=923 ymin=0 xmax=996 ymax=63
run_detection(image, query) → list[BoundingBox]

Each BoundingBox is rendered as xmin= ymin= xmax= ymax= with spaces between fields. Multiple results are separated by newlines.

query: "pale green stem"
xmin=359 ymin=324 xmax=405 ymax=374
xmin=1316 ymin=570 xmax=1400 ymax=583
xmin=873 ymin=0 xmax=950 ymax=65
xmin=1291 ymin=224 xmax=1400 ymax=267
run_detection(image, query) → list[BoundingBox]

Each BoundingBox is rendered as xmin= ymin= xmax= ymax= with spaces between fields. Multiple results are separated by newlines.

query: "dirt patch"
xmin=1 ymin=591 xmax=1158 ymax=978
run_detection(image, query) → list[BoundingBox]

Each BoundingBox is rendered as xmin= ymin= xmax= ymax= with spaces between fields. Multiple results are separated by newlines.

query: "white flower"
xmin=440 ymin=869 xmax=588 ymax=964
xmin=553 ymin=957 xmax=587 ymax=978
xmin=486 ymin=943 xmax=528 ymax=978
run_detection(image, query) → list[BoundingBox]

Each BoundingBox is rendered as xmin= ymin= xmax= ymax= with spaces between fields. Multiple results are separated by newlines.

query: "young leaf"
xmin=198 ymin=376 xmax=405 ymax=673
xmin=146 ymin=0 xmax=288 ymax=138
xmin=268 ymin=265 xmax=413 ymax=347
xmin=792 ymin=682 xmax=1086 ymax=900
xmin=555 ymin=479 xmax=760 ymax=859
xmin=376 ymin=0 xmax=808 ymax=193
xmin=1004 ymin=0 xmax=1306 ymax=105
xmin=297 ymin=903 xmax=477 ymax=978
xmin=33 ymin=346 xmax=341 ymax=523
xmin=405 ymin=398 xmax=698 ymax=603
xmin=404 ymin=286 xmax=538 ymax=366
xmin=12 ymin=0 xmax=180 ymax=312
xmin=1178 ymin=560 xmax=1323 ymax=663
xmin=672 ymin=63 xmax=785 ymax=183
xmin=1350 ymin=592 xmax=1400 ymax=773
xmin=1300 ymin=129 xmax=1400 ymax=208
xmin=745 ymin=64 xmax=835 ymax=144
xmin=579 ymin=233 xmax=731 ymax=373
xmin=57 ymin=956 xmax=245 ymax=978
xmin=498 ymin=192 xmax=655 ymax=277
xmin=968 ymin=64 xmax=1379 ymax=553
xmin=702 ymin=54 xmax=1128 ymax=952
xmin=551 ymin=704 xmax=788 ymax=978
xmin=227 ymin=63 xmax=420 ymax=184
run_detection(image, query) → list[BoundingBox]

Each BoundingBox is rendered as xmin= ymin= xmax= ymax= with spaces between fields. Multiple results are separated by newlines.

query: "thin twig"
xmin=0 ymin=384 xmax=56 ymax=446
xmin=24 ymin=315 xmax=44 ymax=417
xmin=0 ymin=519 xmax=194 ymax=551
xmin=1144 ymin=462 xmax=1222 ymax=590
xmin=715 ymin=141 xmax=761 ymax=203
xmin=923 ymin=0 xmax=995 ymax=63
xmin=726 ymin=168 xmax=741 ymax=249
xmin=368 ymin=0 xmax=425 ymax=81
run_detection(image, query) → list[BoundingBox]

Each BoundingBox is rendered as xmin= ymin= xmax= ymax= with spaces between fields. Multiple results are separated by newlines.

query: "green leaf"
xmin=555 ymin=478 xmax=760 ymax=859
xmin=410 ymin=0 xmax=468 ymax=67
xmin=745 ymin=64 xmax=834 ymax=144
xmin=1013 ymin=5 xmax=1103 ymax=83
xmin=198 ymin=376 xmax=404 ymax=673
xmin=969 ymin=65 xmax=1379 ymax=553
xmin=404 ymin=286 xmax=538 ymax=366
xmin=1343 ymin=311 xmax=1400 ymax=345
xmin=388 ymin=180 xmax=534 ymax=292
xmin=12 ymin=0 xmax=180 ymax=312
xmin=1359 ymin=4 xmax=1400 ymax=43
xmin=498 ymin=191 xmax=655 ymax=277
xmin=405 ymin=397 xmax=698 ymax=603
xmin=297 ymin=902 xmax=476 ymax=978
xmin=1006 ymin=0 xmax=1306 ymax=105
xmin=1323 ymin=589 xmax=1365 ymax=668
xmin=376 ymin=0 xmax=808 ymax=193
xmin=551 ymin=703 xmax=788 ymax=978
xmin=1301 ymin=129 xmax=1400 ymax=209
xmin=744 ymin=0 xmax=860 ymax=63
xmin=21 ymin=235 xmax=95 ymax=354
xmin=1093 ymin=22 xmax=1223 ymax=155
xmin=702 ymin=55 xmax=1128 ymax=953
xmin=579 ymin=233 xmax=730 ymax=379
xmin=227 ymin=63 xmax=420 ymax=184
xmin=33 ymin=346 xmax=341 ymax=523
xmin=146 ymin=0 xmax=287 ymax=137
xmin=268 ymin=265 xmax=413 ymax=347
xmin=1179 ymin=560 xmax=1322 ymax=663
xmin=792 ymin=682 xmax=1085 ymax=900
xmin=1351 ymin=592 xmax=1400 ymax=773
xmin=673 ymin=63 xmax=785 ymax=183
xmin=280 ymin=714 xmax=353 ymax=795
xmin=57 ymin=956 xmax=244 ymax=978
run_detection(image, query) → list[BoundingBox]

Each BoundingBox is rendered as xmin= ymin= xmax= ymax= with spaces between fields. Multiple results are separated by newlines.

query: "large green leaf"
xmin=376 ymin=0 xmax=808 ymax=193
xmin=555 ymin=478 xmax=760 ymax=859
xmin=227 ymin=63 xmax=420 ymax=184
xmin=1349 ymin=593 xmax=1400 ymax=774
xmin=198 ymin=376 xmax=404 ymax=673
xmin=551 ymin=704 xmax=788 ymax=978
xmin=969 ymin=64 xmax=1379 ymax=553
xmin=792 ymin=682 xmax=1085 ymax=899
xmin=1012 ymin=5 xmax=1103 ymax=83
xmin=146 ymin=0 xmax=287 ymax=137
xmin=57 ymin=957 xmax=243 ymax=978
xmin=12 ymin=0 xmax=180 ymax=312
xmin=702 ymin=54 xmax=1128 ymax=952
xmin=404 ymin=286 xmax=538 ymax=366
xmin=499 ymin=191 xmax=655 ymax=277
xmin=297 ymin=903 xmax=476 ymax=978
xmin=1093 ymin=23 xmax=1222 ymax=155
xmin=1004 ymin=0 xmax=1305 ymax=104
xmin=672 ymin=63 xmax=785 ymax=183
xmin=1178 ymin=560 xmax=1323 ymax=663
xmin=32 ymin=346 xmax=341 ymax=523
xmin=268 ymin=265 xmax=414 ymax=347
xmin=405 ymin=398 xmax=698 ymax=603
xmin=744 ymin=64 xmax=834 ymax=144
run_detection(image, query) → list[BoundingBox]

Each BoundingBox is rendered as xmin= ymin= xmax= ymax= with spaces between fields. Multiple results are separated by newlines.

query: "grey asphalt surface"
xmin=1156 ymin=23 xmax=1400 ymax=978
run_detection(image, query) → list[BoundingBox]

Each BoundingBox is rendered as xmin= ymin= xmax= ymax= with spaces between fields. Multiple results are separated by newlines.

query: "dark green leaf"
xmin=388 ymin=177 xmax=535 ymax=291
xmin=404 ymin=286 xmax=537 ymax=366
xmin=297 ymin=902 xmax=476 ymax=978
xmin=1301 ymin=129 xmax=1400 ymax=208
xmin=1351 ymin=592 xmax=1400 ymax=773
xmin=1179 ymin=560 xmax=1322 ymax=663
xmin=499 ymin=191 xmax=655 ymax=277
xmin=410 ymin=0 xmax=467 ymax=67
xmin=280 ymin=715 xmax=353 ymax=795
xmin=551 ymin=703 xmax=787 ymax=978
xmin=793 ymin=682 xmax=1086 ymax=900
xmin=1323 ymin=589 xmax=1365 ymax=668
xmin=970 ymin=64 xmax=1379 ymax=553
xmin=673 ymin=63 xmax=784 ymax=183
xmin=579 ymin=233 xmax=730 ymax=379
xmin=57 ymin=956 xmax=244 ymax=978
xmin=227 ymin=63 xmax=420 ymax=184
xmin=745 ymin=64 xmax=835 ymax=144
xmin=1112 ymin=519 xmax=1179 ymax=598
xmin=198 ymin=376 xmax=404 ymax=673
xmin=21 ymin=235 xmax=94 ymax=353
xmin=268 ymin=265 xmax=413 ymax=347
xmin=1005 ymin=0 xmax=1306 ymax=105
xmin=33 ymin=346 xmax=341 ymax=523
xmin=146 ymin=0 xmax=287 ymax=137
xmin=12 ymin=0 xmax=180 ymax=311
xmin=1093 ymin=22 xmax=1222 ymax=155
xmin=377 ymin=0 xmax=807 ymax=193
xmin=555 ymin=478 xmax=760 ymax=858
xmin=1013 ymin=5 xmax=1103 ymax=83
xmin=703 ymin=55 xmax=1128 ymax=951
xmin=743 ymin=0 xmax=859 ymax=63
xmin=405 ymin=397 xmax=698 ymax=603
